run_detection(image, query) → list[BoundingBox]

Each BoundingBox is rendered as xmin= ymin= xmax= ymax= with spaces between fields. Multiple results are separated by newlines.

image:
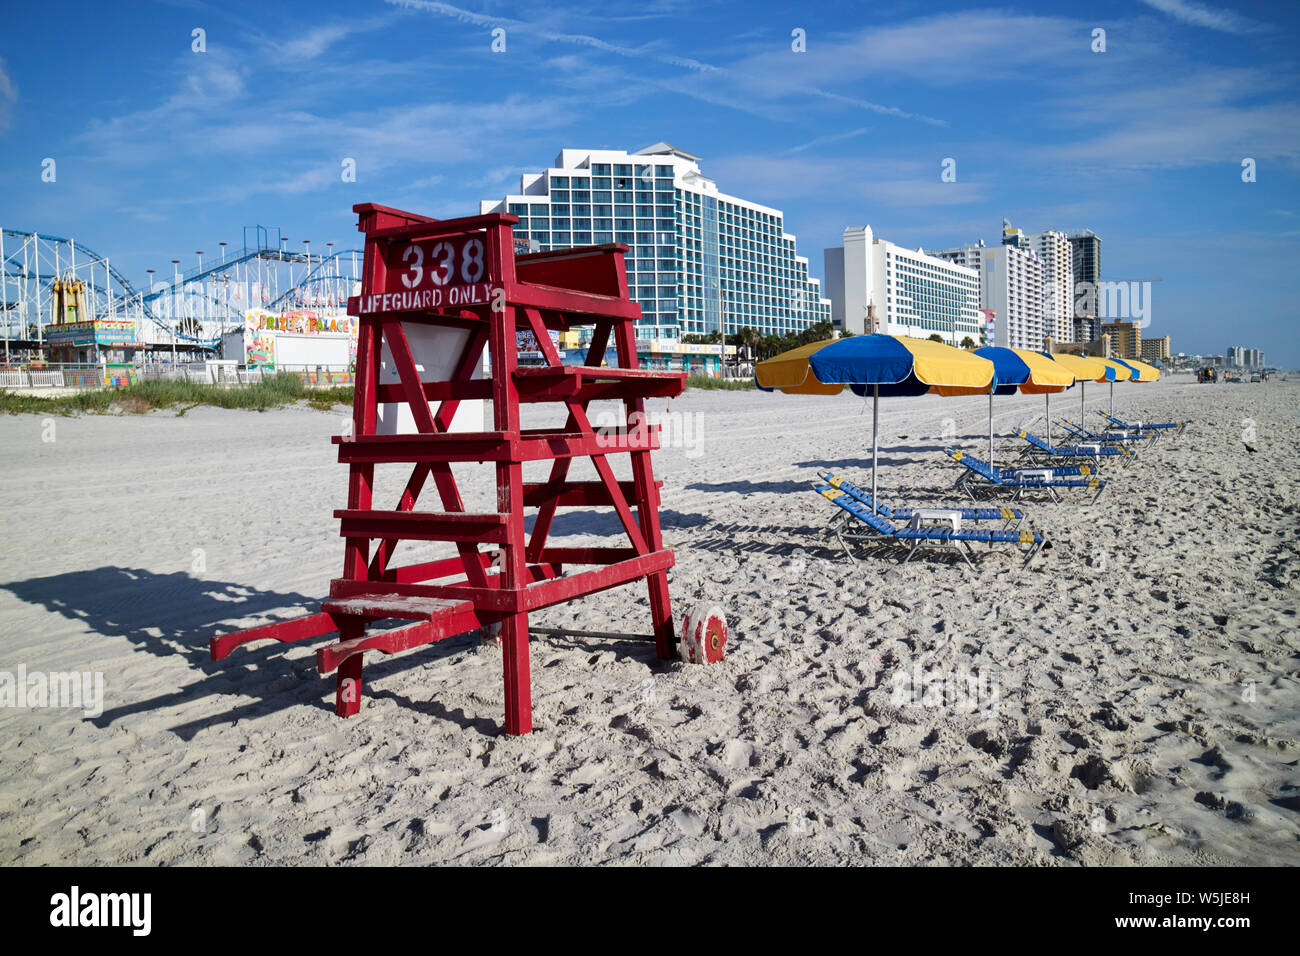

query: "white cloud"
xmin=1138 ymin=0 xmax=1265 ymax=35
xmin=1036 ymin=67 xmax=1300 ymax=170
xmin=705 ymin=154 xmax=986 ymax=209
xmin=386 ymin=0 xmax=946 ymax=125
xmin=0 ymin=57 xmax=16 ymax=129
xmin=788 ymin=128 xmax=870 ymax=154
xmin=257 ymin=15 xmax=402 ymax=62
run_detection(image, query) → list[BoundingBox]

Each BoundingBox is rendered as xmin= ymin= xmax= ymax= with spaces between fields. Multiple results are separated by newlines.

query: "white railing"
xmin=138 ymin=366 xmax=188 ymax=382
xmin=0 ymin=362 xmax=350 ymax=390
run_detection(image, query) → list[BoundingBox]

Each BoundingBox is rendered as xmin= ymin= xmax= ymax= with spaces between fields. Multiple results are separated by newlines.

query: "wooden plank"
xmin=334 ymin=430 xmax=659 ymax=464
xmin=337 ymin=509 xmax=509 ymax=544
xmin=321 ymin=594 xmax=474 ymax=620
xmin=317 ymin=603 xmax=488 ymax=673
xmin=521 ymin=479 xmax=655 ymax=508
xmin=209 ymin=611 xmax=338 ymax=661
xmin=536 ymin=547 xmax=639 ymax=565
xmin=378 ymin=552 xmax=495 ymax=584
xmin=375 ymin=380 xmax=494 ymax=404
xmin=364 ymin=212 xmax=517 ymax=242
xmin=515 ymin=365 xmax=684 ymax=382
xmin=505 ymin=281 xmax=642 ymax=321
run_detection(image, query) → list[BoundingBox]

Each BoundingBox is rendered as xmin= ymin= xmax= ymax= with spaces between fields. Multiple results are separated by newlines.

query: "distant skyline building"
xmin=1141 ymin=335 xmax=1171 ymax=363
xmin=824 ymin=226 xmax=981 ymax=344
xmin=480 ymin=143 xmax=831 ymax=341
xmin=1226 ymin=345 xmax=1268 ymax=368
xmin=929 ymin=240 xmax=1045 ymax=350
xmin=1102 ymin=320 xmax=1141 ymax=359
xmin=1026 ymin=229 xmax=1075 ymax=344
xmin=1001 ymin=219 xmax=1029 ymax=251
xmin=1069 ymin=230 xmax=1102 ymax=343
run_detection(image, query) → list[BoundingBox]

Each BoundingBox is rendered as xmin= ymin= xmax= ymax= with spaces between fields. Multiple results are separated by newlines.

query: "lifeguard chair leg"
xmin=335 ymin=618 xmax=365 ymax=717
xmin=501 ymin=615 xmax=532 ymax=735
xmin=647 ymin=571 xmax=675 ymax=660
xmin=612 ymin=318 xmax=677 ymax=661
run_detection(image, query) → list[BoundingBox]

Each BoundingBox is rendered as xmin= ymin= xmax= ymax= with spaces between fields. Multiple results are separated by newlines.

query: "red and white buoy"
xmin=681 ymin=602 xmax=728 ymax=664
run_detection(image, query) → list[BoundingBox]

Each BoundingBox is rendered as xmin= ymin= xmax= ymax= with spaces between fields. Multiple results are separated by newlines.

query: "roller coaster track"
xmin=2 ymin=227 xmax=151 ymax=317
xmin=1 ymin=227 xmax=361 ymax=348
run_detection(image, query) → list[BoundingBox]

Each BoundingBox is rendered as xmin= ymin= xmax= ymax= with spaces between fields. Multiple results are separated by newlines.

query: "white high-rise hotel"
xmin=823 ymin=226 xmax=982 ymax=343
xmin=480 ymin=144 xmax=831 ymax=339
xmin=930 ymin=222 xmax=1053 ymax=351
xmin=1029 ymin=230 xmax=1074 ymax=344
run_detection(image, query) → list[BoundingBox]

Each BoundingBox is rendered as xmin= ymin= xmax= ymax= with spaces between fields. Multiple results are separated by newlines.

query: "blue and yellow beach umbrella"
xmin=756 ymin=334 xmax=995 ymax=510
xmin=973 ymin=346 xmax=1075 ymax=465
xmin=1051 ymin=353 xmax=1160 ymax=418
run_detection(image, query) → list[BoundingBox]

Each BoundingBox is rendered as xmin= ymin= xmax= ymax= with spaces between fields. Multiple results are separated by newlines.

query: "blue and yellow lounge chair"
xmin=1098 ymin=411 xmax=1185 ymax=438
xmin=1016 ymin=429 xmax=1134 ymax=466
xmin=811 ymin=479 xmax=1045 ymax=568
xmin=946 ymin=447 xmax=1106 ymax=504
xmin=1055 ymin=419 xmax=1154 ymax=447
xmin=817 ymin=472 xmax=1027 ymax=530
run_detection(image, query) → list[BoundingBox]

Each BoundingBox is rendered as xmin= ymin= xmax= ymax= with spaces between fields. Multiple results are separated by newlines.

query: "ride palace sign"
xmin=351 ymin=232 xmax=501 ymax=316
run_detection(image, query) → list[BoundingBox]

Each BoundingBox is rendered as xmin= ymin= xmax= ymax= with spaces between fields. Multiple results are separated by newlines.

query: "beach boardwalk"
xmin=210 ymin=203 xmax=686 ymax=734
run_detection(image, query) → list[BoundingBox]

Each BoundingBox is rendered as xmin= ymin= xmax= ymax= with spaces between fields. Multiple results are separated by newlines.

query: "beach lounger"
xmin=1016 ymin=429 xmax=1134 ymax=466
xmin=1098 ymin=412 xmax=1185 ymax=437
xmin=817 ymin=472 xmax=1027 ymax=530
xmin=811 ymin=480 xmax=1046 ymax=568
xmin=1055 ymin=419 xmax=1155 ymax=447
xmin=945 ymin=447 xmax=1106 ymax=504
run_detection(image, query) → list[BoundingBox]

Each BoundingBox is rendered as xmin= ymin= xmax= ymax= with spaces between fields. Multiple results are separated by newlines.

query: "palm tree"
xmin=961 ymin=336 xmax=976 ymax=350
xmin=177 ymin=317 xmax=204 ymax=339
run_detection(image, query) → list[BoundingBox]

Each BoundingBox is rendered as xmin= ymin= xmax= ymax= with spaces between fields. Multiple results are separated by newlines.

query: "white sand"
xmin=1 ymin=377 xmax=1297 ymax=865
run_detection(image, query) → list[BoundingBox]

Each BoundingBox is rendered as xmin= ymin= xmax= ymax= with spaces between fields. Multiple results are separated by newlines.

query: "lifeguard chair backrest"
xmin=516 ymin=244 xmax=632 ymax=300
xmin=349 ymin=205 xmax=521 ymax=436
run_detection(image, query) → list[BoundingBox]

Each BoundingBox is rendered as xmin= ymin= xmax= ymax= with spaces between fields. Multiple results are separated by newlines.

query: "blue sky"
xmin=1 ymin=0 xmax=1297 ymax=363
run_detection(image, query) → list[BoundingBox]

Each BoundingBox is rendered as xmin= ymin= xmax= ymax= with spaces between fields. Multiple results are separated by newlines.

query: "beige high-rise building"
xmin=929 ymin=241 xmax=1045 ymax=350
xmin=1027 ymin=230 xmax=1074 ymax=344
xmin=1101 ymin=320 xmax=1141 ymax=359
xmin=1141 ymin=336 xmax=1170 ymax=362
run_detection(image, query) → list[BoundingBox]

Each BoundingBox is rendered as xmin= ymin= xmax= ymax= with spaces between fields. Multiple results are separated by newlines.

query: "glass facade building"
xmin=1069 ymin=230 xmax=1102 ymax=343
xmin=481 ymin=144 xmax=831 ymax=339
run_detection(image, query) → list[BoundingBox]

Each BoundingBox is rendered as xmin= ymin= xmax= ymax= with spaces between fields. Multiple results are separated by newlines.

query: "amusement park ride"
xmin=208 ymin=203 xmax=728 ymax=735
xmin=0 ymin=225 xmax=361 ymax=362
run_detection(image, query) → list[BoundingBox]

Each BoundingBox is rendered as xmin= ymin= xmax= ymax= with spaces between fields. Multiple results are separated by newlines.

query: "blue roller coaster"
xmin=0 ymin=225 xmax=362 ymax=355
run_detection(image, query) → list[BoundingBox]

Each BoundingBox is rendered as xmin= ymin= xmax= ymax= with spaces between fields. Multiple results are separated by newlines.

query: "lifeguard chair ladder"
xmin=210 ymin=203 xmax=684 ymax=734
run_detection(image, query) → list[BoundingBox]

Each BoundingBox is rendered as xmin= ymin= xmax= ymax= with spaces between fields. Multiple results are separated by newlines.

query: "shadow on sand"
xmin=2 ymin=551 xmax=688 ymax=739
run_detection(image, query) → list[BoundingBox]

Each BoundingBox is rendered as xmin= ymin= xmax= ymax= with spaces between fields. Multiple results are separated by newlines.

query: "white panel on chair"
xmin=376 ymin=323 xmax=488 ymax=434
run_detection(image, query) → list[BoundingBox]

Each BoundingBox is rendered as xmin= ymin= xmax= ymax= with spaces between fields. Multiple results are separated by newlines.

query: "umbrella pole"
xmin=1045 ymin=393 xmax=1050 ymax=445
xmin=1110 ymin=380 xmax=1114 ymax=417
xmin=872 ymin=384 xmax=879 ymax=514
xmin=988 ymin=390 xmax=994 ymax=467
xmin=1081 ymin=381 xmax=1085 ymax=421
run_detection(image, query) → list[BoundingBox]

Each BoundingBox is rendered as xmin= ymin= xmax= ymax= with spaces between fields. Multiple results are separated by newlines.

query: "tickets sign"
xmin=354 ymin=233 xmax=500 ymax=315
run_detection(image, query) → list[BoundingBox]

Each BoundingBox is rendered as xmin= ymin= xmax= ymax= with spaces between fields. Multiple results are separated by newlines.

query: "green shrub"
xmin=0 ymin=373 xmax=338 ymax=416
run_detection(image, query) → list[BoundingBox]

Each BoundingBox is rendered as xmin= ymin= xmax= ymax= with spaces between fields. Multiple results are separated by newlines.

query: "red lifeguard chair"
xmin=210 ymin=203 xmax=685 ymax=734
